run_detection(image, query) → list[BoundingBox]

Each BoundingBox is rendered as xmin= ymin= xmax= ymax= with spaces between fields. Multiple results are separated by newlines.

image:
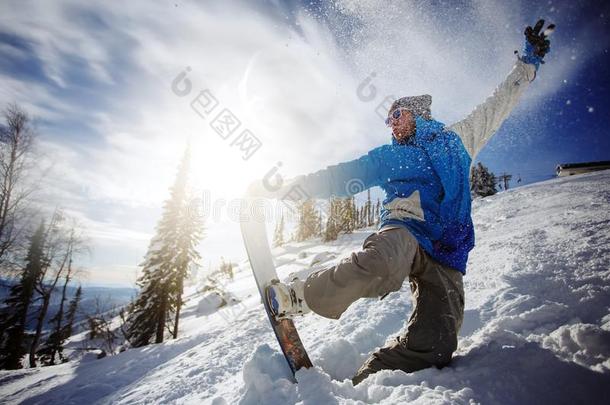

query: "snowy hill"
xmin=1 ymin=171 xmax=609 ymax=404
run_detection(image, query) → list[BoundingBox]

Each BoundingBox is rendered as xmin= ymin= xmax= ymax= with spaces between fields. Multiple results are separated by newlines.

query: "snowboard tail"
xmin=265 ymin=294 xmax=312 ymax=373
xmin=240 ymin=200 xmax=312 ymax=378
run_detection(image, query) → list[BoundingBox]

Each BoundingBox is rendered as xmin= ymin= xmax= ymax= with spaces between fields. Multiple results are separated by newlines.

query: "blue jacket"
xmin=290 ymin=59 xmax=541 ymax=273
xmin=298 ymin=116 xmax=474 ymax=273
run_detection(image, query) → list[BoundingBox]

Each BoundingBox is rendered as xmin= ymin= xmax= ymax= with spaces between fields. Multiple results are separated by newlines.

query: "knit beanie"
xmin=388 ymin=95 xmax=432 ymax=119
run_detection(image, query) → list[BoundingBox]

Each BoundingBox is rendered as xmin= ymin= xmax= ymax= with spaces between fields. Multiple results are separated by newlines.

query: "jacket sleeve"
xmin=448 ymin=59 xmax=537 ymax=160
xmin=292 ymin=150 xmax=383 ymax=199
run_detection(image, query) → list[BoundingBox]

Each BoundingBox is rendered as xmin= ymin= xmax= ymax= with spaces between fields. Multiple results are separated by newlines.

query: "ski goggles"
xmin=385 ymin=108 xmax=409 ymax=126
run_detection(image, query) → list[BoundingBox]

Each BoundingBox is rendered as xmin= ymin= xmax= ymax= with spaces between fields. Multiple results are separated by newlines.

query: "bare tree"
xmin=29 ymin=211 xmax=86 ymax=367
xmin=37 ymin=245 xmax=86 ymax=365
xmin=0 ymin=103 xmax=37 ymax=274
xmin=84 ymin=296 xmax=127 ymax=358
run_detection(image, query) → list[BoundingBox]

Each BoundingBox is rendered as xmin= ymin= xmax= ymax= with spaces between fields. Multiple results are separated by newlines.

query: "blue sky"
xmin=0 ymin=0 xmax=608 ymax=285
xmin=476 ymin=0 xmax=610 ymax=184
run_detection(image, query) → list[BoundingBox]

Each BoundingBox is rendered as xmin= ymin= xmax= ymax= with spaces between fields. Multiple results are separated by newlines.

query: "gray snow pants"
xmin=302 ymin=226 xmax=464 ymax=385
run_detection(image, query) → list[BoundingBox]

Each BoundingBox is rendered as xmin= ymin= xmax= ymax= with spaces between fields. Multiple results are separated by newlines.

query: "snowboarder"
xmin=249 ymin=20 xmax=554 ymax=385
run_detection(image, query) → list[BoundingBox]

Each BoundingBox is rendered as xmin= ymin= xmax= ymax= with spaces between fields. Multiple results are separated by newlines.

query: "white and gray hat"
xmin=388 ymin=95 xmax=432 ymax=119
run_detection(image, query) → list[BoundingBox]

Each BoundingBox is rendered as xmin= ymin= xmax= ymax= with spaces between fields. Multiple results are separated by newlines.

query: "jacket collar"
xmin=391 ymin=116 xmax=445 ymax=146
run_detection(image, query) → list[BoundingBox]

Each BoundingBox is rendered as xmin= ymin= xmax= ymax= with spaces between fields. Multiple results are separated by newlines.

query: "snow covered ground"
xmin=1 ymin=171 xmax=609 ymax=404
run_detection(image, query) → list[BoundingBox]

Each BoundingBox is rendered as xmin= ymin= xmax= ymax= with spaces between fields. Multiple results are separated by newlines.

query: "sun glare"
xmin=189 ymin=136 xmax=257 ymax=199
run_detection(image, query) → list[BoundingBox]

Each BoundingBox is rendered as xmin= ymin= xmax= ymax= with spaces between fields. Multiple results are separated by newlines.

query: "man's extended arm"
xmin=448 ymin=59 xmax=536 ymax=160
xmin=248 ymin=151 xmax=383 ymax=200
xmin=296 ymin=154 xmax=381 ymax=199
xmin=449 ymin=19 xmax=554 ymax=160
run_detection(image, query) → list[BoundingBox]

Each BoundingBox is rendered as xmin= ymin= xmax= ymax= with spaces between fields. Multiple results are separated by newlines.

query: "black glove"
xmin=524 ymin=19 xmax=555 ymax=58
xmin=520 ymin=19 xmax=555 ymax=69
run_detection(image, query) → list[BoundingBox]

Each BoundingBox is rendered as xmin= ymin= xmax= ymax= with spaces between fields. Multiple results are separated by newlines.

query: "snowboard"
xmin=240 ymin=200 xmax=313 ymax=380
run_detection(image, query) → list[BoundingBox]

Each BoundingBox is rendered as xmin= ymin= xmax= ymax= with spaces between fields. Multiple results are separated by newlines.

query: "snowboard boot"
xmin=266 ymin=278 xmax=311 ymax=320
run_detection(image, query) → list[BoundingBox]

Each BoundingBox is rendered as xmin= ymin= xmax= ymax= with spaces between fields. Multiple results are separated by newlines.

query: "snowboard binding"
xmin=265 ymin=279 xmax=310 ymax=320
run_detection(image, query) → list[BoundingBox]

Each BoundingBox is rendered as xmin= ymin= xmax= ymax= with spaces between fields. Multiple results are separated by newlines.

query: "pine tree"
xmin=126 ymin=148 xmax=203 ymax=346
xmin=317 ymin=209 xmax=323 ymax=237
xmin=0 ymin=222 xmax=45 ymax=370
xmin=483 ymin=164 xmax=497 ymax=196
xmin=60 ymin=287 xmax=81 ymax=354
xmin=323 ymin=198 xmax=339 ymax=242
xmin=170 ymin=193 xmax=204 ymax=339
xmin=273 ymin=214 xmax=285 ymax=247
xmin=470 ymin=162 xmax=498 ymax=198
xmin=296 ymin=200 xmax=319 ymax=242
xmin=323 ymin=216 xmax=337 ymax=242
xmin=352 ymin=198 xmax=358 ymax=230
xmin=125 ymin=250 xmax=166 ymax=346
xmin=63 ymin=286 xmax=81 ymax=338
xmin=366 ymin=190 xmax=373 ymax=226
xmin=375 ymin=198 xmax=381 ymax=225
xmin=339 ymin=198 xmax=355 ymax=234
xmin=219 ymin=257 xmax=234 ymax=280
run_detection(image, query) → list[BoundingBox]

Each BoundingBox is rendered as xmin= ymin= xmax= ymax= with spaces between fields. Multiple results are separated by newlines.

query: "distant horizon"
xmin=0 ymin=276 xmax=138 ymax=290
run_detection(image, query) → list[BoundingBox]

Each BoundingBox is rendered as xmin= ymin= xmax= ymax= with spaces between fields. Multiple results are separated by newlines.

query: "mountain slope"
xmin=1 ymin=171 xmax=609 ymax=404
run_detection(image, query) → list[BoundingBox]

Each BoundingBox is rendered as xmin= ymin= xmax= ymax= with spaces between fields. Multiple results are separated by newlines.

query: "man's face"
xmin=388 ymin=108 xmax=416 ymax=142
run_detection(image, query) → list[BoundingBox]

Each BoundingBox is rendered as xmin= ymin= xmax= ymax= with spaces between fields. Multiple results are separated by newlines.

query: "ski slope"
xmin=1 ymin=171 xmax=609 ymax=404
